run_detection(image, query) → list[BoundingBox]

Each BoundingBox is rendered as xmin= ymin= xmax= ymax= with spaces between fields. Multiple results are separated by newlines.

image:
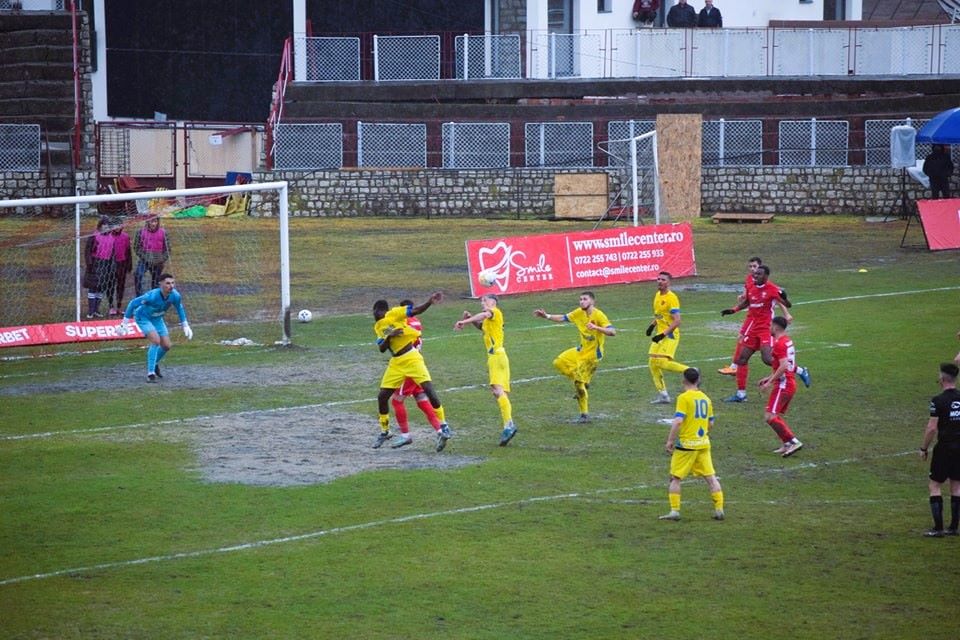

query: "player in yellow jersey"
xmin=534 ymin=291 xmax=616 ymax=423
xmin=647 ymin=271 xmax=691 ymax=405
xmin=372 ymin=292 xmax=452 ymax=452
xmin=659 ymin=367 xmax=725 ymax=522
xmin=454 ymin=293 xmax=517 ymax=446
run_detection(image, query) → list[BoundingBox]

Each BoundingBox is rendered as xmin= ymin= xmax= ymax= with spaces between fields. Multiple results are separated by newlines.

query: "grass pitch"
xmin=1 ymin=215 xmax=958 ymax=639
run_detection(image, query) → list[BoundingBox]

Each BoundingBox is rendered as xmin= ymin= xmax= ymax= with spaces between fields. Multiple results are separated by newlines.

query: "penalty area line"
xmin=0 ymin=450 xmax=910 ymax=587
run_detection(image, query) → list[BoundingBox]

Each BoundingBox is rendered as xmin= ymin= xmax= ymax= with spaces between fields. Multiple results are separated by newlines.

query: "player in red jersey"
xmin=718 ymin=257 xmax=790 ymax=376
xmin=384 ymin=300 xmax=443 ymax=449
xmin=757 ymin=316 xmax=804 ymax=457
xmin=721 ymin=265 xmax=809 ymax=402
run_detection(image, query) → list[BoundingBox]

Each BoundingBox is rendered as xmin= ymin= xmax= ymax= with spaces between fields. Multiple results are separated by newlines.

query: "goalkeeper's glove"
xmin=182 ymin=322 xmax=193 ymax=340
xmin=778 ymin=288 xmax=792 ymax=308
xmin=118 ymin=317 xmax=131 ymax=336
xmin=651 ymin=333 xmax=666 ymax=343
xmin=720 ymin=308 xmax=737 ymax=316
xmin=645 ymin=322 xmax=656 ymax=336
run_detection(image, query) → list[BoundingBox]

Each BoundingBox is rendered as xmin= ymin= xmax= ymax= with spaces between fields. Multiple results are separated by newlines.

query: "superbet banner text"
xmin=466 ymin=222 xmax=696 ymax=296
xmin=0 ymin=318 xmax=143 ymax=349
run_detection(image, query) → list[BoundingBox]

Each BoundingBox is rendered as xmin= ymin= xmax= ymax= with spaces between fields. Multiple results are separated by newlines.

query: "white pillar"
xmin=293 ymin=0 xmax=307 ymax=82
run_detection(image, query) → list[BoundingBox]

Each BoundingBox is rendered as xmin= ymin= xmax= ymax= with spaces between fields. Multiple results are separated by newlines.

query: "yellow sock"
xmin=661 ymin=359 xmax=688 ymax=374
xmin=378 ymin=413 xmax=390 ymax=432
xmin=574 ymin=381 xmax=589 ymax=414
xmin=711 ymin=491 xmax=724 ymax=511
xmin=649 ymin=358 xmax=665 ymax=392
xmin=496 ymin=393 xmax=512 ymax=425
xmin=434 ymin=405 xmax=446 ymax=424
xmin=669 ymin=493 xmax=681 ymax=512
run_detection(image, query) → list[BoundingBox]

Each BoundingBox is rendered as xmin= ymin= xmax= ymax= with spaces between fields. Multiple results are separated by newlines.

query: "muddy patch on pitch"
xmin=162 ymin=406 xmax=481 ymax=486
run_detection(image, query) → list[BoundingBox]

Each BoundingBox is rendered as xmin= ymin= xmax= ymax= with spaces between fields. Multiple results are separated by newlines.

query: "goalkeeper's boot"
xmin=153 ymin=364 xmax=163 ymax=379
xmin=499 ymin=421 xmax=517 ymax=446
xmin=390 ymin=435 xmax=413 ymax=449
xmin=924 ymin=528 xmax=945 ymax=538
xmin=147 ymin=373 xmax=157 ymax=383
xmin=436 ymin=424 xmax=453 ymax=452
xmin=797 ymin=366 xmax=812 ymax=388
xmin=372 ymin=430 xmax=393 ymax=449
xmin=658 ymin=511 xmax=681 ymax=521
xmin=723 ymin=393 xmax=747 ymax=403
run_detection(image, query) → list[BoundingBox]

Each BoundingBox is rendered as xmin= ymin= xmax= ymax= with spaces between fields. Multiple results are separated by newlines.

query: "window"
xmin=598 ymin=0 xmax=612 ymax=13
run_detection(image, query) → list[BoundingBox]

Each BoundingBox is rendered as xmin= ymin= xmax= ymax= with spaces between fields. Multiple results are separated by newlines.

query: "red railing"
xmin=264 ymin=36 xmax=293 ymax=170
xmin=69 ymin=0 xmax=81 ymax=169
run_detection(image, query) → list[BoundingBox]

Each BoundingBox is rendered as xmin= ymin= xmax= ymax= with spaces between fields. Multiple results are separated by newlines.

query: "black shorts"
xmin=929 ymin=443 xmax=960 ymax=483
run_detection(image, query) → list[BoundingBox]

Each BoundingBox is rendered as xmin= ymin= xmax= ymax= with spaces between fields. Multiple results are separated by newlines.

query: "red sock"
xmin=391 ymin=396 xmax=409 ymax=434
xmin=417 ymin=398 xmax=441 ymax=430
xmin=735 ymin=364 xmax=749 ymax=392
xmin=767 ymin=416 xmax=795 ymax=442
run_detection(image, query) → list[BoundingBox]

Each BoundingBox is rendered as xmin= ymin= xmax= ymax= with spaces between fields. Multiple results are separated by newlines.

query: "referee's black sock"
xmin=930 ymin=496 xmax=944 ymax=531
xmin=950 ymin=496 xmax=960 ymax=531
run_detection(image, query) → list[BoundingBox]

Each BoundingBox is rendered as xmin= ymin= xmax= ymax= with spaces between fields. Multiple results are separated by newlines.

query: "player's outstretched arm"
xmin=534 ymin=309 xmax=563 ymax=323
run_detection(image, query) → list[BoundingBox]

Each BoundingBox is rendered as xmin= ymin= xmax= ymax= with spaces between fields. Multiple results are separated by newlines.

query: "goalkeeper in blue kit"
xmin=120 ymin=273 xmax=192 ymax=382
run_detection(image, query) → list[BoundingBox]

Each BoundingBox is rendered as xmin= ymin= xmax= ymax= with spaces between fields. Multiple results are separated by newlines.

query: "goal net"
xmin=0 ymin=181 xmax=291 ymax=348
xmin=600 ymin=129 xmax=663 ymax=225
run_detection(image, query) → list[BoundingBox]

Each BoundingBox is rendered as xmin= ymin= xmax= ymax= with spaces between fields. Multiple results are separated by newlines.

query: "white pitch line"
xmin=0 ymin=449 xmax=913 ymax=587
xmin=0 ymin=342 xmax=850 ymax=443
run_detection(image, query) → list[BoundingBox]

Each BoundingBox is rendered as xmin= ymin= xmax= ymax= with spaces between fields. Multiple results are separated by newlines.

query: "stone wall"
xmin=0 ymin=169 xmax=98 ymax=213
xmin=248 ymin=166 xmax=956 ymax=218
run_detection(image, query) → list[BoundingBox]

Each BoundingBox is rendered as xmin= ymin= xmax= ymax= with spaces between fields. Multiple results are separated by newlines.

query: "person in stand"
xmin=455 ymin=294 xmax=517 ymax=446
xmin=923 ymin=144 xmax=954 ymax=199
xmin=659 ymin=367 xmax=725 ymax=522
xmin=534 ymin=292 xmax=616 ymax=424
xmin=388 ymin=299 xmax=445 ymax=449
xmin=107 ymin=217 xmax=132 ymax=316
xmin=120 ymin=272 xmax=192 ymax=382
xmin=134 ymin=216 xmax=171 ymax=297
xmin=632 ymin=0 xmax=660 ymax=26
xmin=83 ymin=216 xmax=115 ymax=319
xmin=648 ymin=271 xmax=691 ymax=405
xmin=666 ymin=0 xmax=697 ymax=28
xmin=919 ymin=363 xmax=960 ymax=537
xmin=697 ymin=0 xmax=722 ymax=27
xmin=372 ymin=293 xmax=452 ymax=452
xmin=757 ymin=317 xmax=804 ymax=458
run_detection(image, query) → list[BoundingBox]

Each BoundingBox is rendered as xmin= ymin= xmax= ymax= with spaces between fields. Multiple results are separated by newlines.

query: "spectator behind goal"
xmin=698 ymin=0 xmax=722 ymax=27
xmin=666 ymin=0 xmax=697 ymax=28
xmin=134 ymin=216 xmax=171 ymax=297
xmin=632 ymin=0 xmax=659 ymax=26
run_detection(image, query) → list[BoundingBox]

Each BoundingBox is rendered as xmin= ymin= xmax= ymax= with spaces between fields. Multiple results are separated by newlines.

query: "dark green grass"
xmin=1 ymin=216 xmax=959 ymax=638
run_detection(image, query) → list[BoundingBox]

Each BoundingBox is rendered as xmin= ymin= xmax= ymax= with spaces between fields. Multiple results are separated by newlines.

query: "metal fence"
xmin=524 ymin=122 xmax=594 ymax=168
xmin=358 ymin=122 xmax=427 ymax=166
xmin=703 ymin=119 xmax=764 ymax=166
xmin=778 ymin=119 xmax=850 ymax=167
xmin=97 ymin=122 xmax=176 ymax=178
xmin=0 ymin=124 xmax=40 ymax=171
xmin=442 ymin=122 xmax=511 ymax=168
xmin=274 ymin=123 xmax=343 ymax=170
xmin=297 ymin=24 xmax=960 ymax=81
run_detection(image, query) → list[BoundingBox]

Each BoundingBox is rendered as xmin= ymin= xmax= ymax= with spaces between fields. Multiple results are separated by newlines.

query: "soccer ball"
xmin=478 ymin=270 xmax=497 ymax=287
xmin=297 ymin=309 xmax=313 ymax=323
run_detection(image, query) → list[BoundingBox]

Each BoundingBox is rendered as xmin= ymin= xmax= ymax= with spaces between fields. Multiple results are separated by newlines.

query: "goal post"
xmin=0 ymin=181 xmax=292 ymax=347
xmin=598 ymin=129 xmax=663 ymax=226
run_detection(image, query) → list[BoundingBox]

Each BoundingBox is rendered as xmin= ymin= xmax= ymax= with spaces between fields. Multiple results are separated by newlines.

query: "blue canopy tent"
xmin=917 ymin=107 xmax=960 ymax=143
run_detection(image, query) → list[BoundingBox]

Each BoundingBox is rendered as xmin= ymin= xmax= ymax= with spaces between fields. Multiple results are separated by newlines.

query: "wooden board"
xmin=656 ymin=114 xmax=702 ymax=221
xmin=711 ymin=213 xmax=775 ymax=224
xmin=554 ymin=173 xmax=608 ymax=219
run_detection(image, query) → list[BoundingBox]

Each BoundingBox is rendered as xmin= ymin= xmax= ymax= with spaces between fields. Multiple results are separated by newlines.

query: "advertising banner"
xmin=466 ymin=222 xmax=696 ymax=296
xmin=917 ymin=198 xmax=960 ymax=251
xmin=0 ymin=318 xmax=143 ymax=349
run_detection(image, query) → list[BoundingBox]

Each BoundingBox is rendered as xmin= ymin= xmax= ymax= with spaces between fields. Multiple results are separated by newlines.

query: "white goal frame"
xmin=630 ymin=130 xmax=661 ymax=226
xmin=0 ymin=181 xmax=292 ymax=345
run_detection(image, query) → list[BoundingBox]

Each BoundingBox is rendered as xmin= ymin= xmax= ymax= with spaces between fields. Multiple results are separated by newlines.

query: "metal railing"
xmin=295 ymin=24 xmax=960 ymax=82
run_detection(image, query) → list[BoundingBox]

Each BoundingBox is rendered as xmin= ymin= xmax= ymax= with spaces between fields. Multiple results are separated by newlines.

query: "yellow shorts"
xmin=648 ymin=334 xmax=680 ymax=359
xmin=553 ymin=347 xmax=599 ymax=384
xmin=487 ymin=348 xmax=511 ymax=392
xmin=669 ymin=448 xmax=715 ymax=479
xmin=380 ymin=349 xmax=432 ymax=389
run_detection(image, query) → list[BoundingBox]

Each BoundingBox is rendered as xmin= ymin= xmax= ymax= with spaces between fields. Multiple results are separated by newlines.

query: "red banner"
xmin=0 ymin=319 xmax=143 ymax=349
xmin=917 ymin=198 xmax=960 ymax=251
xmin=466 ymin=223 xmax=696 ymax=296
